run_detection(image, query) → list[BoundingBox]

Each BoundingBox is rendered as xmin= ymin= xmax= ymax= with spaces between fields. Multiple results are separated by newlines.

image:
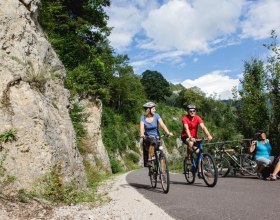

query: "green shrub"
xmin=0 ymin=129 xmax=17 ymax=143
xmin=127 ymin=152 xmax=140 ymax=164
xmin=109 ymin=158 xmax=123 ymax=174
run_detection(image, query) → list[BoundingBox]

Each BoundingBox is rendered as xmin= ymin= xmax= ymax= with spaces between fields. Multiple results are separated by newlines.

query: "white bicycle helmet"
xmin=143 ymin=102 xmax=156 ymax=109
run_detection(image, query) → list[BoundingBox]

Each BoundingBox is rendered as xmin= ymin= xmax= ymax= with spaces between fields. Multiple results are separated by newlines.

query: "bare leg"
xmin=272 ymin=161 xmax=280 ymax=176
xmin=148 ymin=145 xmax=154 ymax=160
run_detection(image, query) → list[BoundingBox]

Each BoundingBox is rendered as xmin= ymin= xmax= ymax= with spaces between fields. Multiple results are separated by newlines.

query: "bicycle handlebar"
xmin=141 ymin=133 xmax=172 ymax=139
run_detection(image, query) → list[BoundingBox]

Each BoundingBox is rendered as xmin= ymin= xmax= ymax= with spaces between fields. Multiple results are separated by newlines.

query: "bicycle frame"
xmin=215 ymin=144 xmax=256 ymax=175
xmin=191 ymin=141 xmax=203 ymax=173
xmin=184 ymin=139 xmax=218 ymax=187
xmin=148 ymin=135 xmax=170 ymax=193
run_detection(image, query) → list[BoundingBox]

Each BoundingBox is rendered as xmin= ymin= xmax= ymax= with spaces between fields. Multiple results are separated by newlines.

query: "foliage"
xmin=109 ymin=157 xmax=123 ymax=174
xmin=126 ymin=152 xmax=140 ymax=164
xmin=140 ymin=70 xmax=172 ymax=102
xmin=39 ymin=0 xmax=115 ymax=102
xmin=0 ymin=129 xmax=17 ymax=143
xmin=102 ymin=107 xmax=138 ymax=153
xmin=34 ymin=162 xmax=103 ymax=204
xmin=69 ymin=103 xmax=87 ymax=151
xmin=109 ymin=74 xmax=146 ymax=122
xmin=263 ymin=30 xmax=280 ymax=154
xmin=235 ymin=58 xmax=269 ymax=138
xmin=0 ymin=150 xmax=16 ymax=195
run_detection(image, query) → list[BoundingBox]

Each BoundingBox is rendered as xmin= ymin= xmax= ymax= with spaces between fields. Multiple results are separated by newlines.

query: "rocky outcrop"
xmin=0 ymin=0 xmax=86 ymax=189
xmin=80 ymin=99 xmax=111 ymax=172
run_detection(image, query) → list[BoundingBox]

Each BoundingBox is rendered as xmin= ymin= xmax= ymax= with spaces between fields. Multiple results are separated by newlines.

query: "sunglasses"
xmin=189 ymin=110 xmax=196 ymax=113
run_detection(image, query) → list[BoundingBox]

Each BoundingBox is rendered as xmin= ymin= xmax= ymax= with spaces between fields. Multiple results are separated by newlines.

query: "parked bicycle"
xmin=148 ymin=135 xmax=170 ymax=193
xmin=184 ymin=139 xmax=218 ymax=187
xmin=213 ymin=142 xmax=257 ymax=177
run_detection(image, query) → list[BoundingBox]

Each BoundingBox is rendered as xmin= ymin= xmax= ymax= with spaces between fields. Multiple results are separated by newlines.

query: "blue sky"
xmin=106 ymin=0 xmax=280 ymax=99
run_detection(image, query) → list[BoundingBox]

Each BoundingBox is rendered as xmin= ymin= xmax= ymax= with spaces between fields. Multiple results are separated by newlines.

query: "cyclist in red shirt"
xmin=181 ymin=104 xmax=212 ymax=159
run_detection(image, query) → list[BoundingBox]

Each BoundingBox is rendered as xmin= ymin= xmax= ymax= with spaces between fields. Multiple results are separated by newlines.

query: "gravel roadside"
xmin=1 ymin=171 xmax=174 ymax=220
xmin=51 ymin=171 xmax=174 ymax=220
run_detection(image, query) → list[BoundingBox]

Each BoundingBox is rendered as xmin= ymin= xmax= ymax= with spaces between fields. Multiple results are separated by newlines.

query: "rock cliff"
xmin=0 ymin=0 xmax=88 ymax=189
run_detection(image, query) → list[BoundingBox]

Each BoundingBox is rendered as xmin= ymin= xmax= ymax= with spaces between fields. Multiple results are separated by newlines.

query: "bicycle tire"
xmin=149 ymin=159 xmax=157 ymax=188
xmin=216 ymin=156 xmax=231 ymax=177
xmin=184 ymin=157 xmax=195 ymax=184
xmin=201 ymin=153 xmax=218 ymax=187
xmin=159 ymin=153 xmax=170 ymax=193
xmin=240 ymin=157 xmax=257 ymax=175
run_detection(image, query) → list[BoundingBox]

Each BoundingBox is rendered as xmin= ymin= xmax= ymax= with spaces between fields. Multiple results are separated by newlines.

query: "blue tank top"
xmin=254 ymin=139 xmax=271 ymax=160
xmin=140 ymin=113 xmax=161 ymax=137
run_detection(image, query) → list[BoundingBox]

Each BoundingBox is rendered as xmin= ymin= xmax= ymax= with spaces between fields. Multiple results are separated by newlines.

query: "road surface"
xmin=126 ymin=168 xmax=280 ymax=220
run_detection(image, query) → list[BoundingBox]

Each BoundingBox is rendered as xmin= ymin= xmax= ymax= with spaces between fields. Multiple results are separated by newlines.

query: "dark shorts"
xmin=181 ymin=136 xmax=188 ymax=145
xmin=143 ymin=136 xmax=157 ymax=150
xmin=142 ymin=136 xmax=157 ymax=167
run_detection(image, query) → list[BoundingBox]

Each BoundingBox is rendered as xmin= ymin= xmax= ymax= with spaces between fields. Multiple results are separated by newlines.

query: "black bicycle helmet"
xmin=255 ymin=129 xmax=265 ymax=139
xmin=143 ymin=101 xmax=156 ymax=109
xmin=184 ymin=104 xmax=196 ymax=111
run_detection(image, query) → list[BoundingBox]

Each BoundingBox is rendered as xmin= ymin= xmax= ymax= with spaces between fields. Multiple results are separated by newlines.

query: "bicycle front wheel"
xmin=159 ymin=153 xmax=170 ymax=193
xmin=149 ymin=160 xmax=157 ymax=188
xmin=201 ymin=153 xmax=218 ymax=187
xmin=184 ymin=157 xmax=195 ymax=184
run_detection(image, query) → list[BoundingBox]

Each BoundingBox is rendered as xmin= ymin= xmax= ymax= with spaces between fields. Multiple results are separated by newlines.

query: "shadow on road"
xmin=128 ymin=182 xmax=166 ymax=194
xmin=170 ymin=180 xmax=207 ymax=187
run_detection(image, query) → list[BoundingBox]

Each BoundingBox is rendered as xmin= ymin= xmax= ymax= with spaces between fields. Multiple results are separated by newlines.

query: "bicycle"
xmin=184 ymin=139 xmax=218 ymax=187
xmin=148 ymin=135 xmax=170 ymax=193
xmin=213 ymin=143 xmax=257 ymax=177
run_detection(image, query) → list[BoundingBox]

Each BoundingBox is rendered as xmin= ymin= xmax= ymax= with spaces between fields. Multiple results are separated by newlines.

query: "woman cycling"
xmin=140 ymin=102 xmax=173 ymax=167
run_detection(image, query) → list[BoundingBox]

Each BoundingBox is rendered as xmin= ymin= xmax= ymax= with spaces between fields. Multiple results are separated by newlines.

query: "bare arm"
xmin=183 ymin=123 xmax=192 ymax=138
xmin=140 ymin=121 xmax=145 ymax=137
xmin=199 ymin=123 xmax=212 ymax=140
xmin=249 ymin=141 xmax=256 ymax=154
xmin=158 ymin=118 xmax=173 ymax=136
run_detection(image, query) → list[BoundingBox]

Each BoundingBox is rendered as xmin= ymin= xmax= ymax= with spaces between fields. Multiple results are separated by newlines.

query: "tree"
xmin=109 ymin=74 xmax=146 ymax=122
xmin=176 ymin=87 xmax=206 ymax=110
xmin=39 ymin=0 xmax=114 ymax=101
xmin=140 ymin=70 xmax=171 ymax=102
xmin=235 ymin=58 xmax=269 ymax=138
xmin=263 ymin=30 xmax=280 ymax=154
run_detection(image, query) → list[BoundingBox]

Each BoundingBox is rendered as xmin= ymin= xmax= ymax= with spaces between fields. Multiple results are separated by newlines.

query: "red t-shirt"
xmin=181 ymin=115 xmax=203 ymax=138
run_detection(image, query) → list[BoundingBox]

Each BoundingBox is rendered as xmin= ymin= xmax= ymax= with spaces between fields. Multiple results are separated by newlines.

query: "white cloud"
xmin=106 ymin=0 xmax=159 ymax=52
xmin=141 ymin=0 xmax=244 ymax=52
xmin=240 ymin=0 xmax=280 ymax=39
xmin=182 ymin=70 xmax=240 ymax=99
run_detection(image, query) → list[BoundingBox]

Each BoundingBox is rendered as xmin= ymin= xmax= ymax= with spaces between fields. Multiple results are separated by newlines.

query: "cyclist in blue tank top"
xmin=140 ymin=102 xmax=173 ymax=167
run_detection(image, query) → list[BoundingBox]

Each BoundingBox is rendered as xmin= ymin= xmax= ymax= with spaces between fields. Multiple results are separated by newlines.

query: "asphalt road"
xmin=126 ymin=168 xmax=280 ymax=220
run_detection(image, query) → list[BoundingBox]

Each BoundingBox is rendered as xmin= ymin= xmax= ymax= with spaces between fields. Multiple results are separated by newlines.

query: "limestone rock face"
xmin=80 ymin=99 xmax=111 ymax=172
xmin=0 ymin=0 xmax=86 ymax=189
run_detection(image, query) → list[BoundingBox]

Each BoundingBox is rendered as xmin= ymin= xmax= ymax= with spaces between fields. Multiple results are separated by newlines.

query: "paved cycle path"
xmin=126 ymin=168 xmax=280 ymax=220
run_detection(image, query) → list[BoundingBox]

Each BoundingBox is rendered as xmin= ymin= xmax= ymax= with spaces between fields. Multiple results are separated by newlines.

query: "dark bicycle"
xmin=213 ymin=143 xmax=257 ymax=176
xmin=148 ymin=135 xmax=170 ymax=193
xmin=184 ymin=139 xmax=218 ymax=187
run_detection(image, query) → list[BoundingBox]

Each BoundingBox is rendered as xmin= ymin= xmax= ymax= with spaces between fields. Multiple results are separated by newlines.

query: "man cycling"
xmin=140 ymin=102 xmax=173 ymax=167
xmin=181 ymin=104 xmax=212 ymax=176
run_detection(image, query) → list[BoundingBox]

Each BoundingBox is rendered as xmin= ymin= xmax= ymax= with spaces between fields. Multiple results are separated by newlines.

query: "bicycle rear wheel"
xmin=159 ymin=153 xmax=170 ymax=193
xmin=149 ymin=160 xmax=157 ymax=188
xmin=216 ymin=156 xmax=231 ymax=177
xmin=240 ymin=157 xmax=257 ymax=175
xmin=201 ymin=153 xmax=218 ymax=187
xmin=184 ymin=157 xmax=195 ymax=184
